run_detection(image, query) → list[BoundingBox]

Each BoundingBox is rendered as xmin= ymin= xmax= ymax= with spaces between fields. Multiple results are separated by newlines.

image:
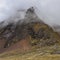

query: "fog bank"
xmin=0 ymin=0 xmax=60 ymax=26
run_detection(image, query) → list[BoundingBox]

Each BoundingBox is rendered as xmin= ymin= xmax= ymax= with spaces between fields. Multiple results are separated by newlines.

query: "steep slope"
xmin=0 ymin=7 xmax=60 ymax=56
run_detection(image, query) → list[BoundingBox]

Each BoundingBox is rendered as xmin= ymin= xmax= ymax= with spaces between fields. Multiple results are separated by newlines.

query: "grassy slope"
xmin=0 ymin=54 xmax=60 ymax=60
xmin=0 ymin=45 xmax=60 ymax=60
xmin=0 ymin=51 xmax=60 ymax=60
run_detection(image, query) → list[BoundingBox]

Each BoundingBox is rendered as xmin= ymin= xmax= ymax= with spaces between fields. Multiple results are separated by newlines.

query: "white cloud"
xmin=0 ymin=0 xmax=36 ymax=22
xmin=35 ymin=0 xmax=60 ymax=26
xmin=0 ymin=0 xmax=60 ymax=26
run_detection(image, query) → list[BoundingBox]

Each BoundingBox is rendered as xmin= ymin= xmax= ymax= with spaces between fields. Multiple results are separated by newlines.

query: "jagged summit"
xmin=23 ymin=7 xmax=44 ymax=24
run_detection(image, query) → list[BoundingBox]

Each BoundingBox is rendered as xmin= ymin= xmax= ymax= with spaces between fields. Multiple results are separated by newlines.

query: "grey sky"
xmin=0 ymin=0 xmax=60 ymax=26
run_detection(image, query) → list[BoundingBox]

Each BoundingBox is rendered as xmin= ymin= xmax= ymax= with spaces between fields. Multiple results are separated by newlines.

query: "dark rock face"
xmin=26 ymin=7 xmax=34 ymax=13
xmin=28 ymin=26 xmax=44 ymax=39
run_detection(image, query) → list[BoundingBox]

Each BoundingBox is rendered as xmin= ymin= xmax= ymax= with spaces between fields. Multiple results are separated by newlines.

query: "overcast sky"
xmin=0 ymin=0 xmax=60 ymax=26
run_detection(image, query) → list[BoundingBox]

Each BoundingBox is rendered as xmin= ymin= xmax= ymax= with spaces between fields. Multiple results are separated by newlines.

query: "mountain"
xmin=0 ymin=7 xmax=60 ymax=60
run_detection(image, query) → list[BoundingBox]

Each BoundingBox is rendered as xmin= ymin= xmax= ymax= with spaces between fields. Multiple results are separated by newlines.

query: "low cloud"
xmin=0 ymin=0 xmax=60 ymax=26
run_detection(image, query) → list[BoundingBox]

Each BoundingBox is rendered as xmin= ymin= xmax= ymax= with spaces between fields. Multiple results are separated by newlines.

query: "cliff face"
xmin=0 ymin=7 xmax=60 ymax=53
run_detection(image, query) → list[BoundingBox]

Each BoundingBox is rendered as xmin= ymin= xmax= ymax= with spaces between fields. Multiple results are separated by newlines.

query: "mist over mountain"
xmin=0 ymin=0 xmax=60 ymax=28
xmin=0 ymin=0 xmax=60 ymax=59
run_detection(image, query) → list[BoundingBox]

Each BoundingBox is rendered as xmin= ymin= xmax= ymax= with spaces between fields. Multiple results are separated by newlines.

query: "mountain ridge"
xmin=0 ymin=7 xmax=60 ymax=55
